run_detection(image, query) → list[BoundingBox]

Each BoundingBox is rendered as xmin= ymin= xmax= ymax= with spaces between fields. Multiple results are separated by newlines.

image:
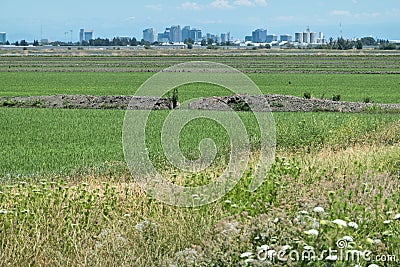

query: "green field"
xmin=0 ymin=53 xmax=399 ymax=266
xmin=1 ymin=72 xmax=399 ymax=103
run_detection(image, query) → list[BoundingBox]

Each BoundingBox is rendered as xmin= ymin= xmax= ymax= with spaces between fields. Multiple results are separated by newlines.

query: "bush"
xmin=363 ymin=96 xmax=372 ymax=103
xmin=332 ymin=95 xmax=341 ymax=101
xmin=304 ymin=92 xmax=311 ymax=99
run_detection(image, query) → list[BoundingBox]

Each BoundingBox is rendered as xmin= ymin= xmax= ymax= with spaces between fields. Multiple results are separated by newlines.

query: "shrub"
xmin=332 ymin=94 xmax=341 ymax=101
xmin=363 ymin=96 xmax=372 ymax=103
xmin=304 ymin=92 xmax=311 ymax=99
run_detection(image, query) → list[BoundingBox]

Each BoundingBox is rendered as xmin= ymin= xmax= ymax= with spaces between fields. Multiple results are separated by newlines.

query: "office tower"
xmin=143 ymin=28 xmax=157 ymax=43
xmin=252 ymin=29 xmax=267 ymax=43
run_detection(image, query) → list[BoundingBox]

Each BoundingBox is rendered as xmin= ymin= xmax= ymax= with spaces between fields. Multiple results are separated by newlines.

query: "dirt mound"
xmin=1 ymin=94 xmax=399 ymax=113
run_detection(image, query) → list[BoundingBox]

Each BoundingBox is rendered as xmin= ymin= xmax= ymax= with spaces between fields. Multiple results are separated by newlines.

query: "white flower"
xmin=123 ymin=213 xmax=131 ymax=217
xmin=0 ymin=210 xmax=7 ymax=214
xmin=305 ymin=229 xmax=319 ymax=236
xmin=240 ymin=252 xmax=253 ymax=258
xmin=312 ymin=219 xmax=320 ymax=229
xmin=274 ymin=218 xmax=280 ymax=223
xmin=394 ymin=213 xmax=400 ymax=220
xmin=348 ymin=221 xmax=359 ymax=229
xmin=333 ymin=219 xmax=347 ymax=227
xmin=224 ymin=200 xmax=232 ymax=204
xmin=368 ymin=264 xmax=380 ymax=267
xmin=313 ymin=206 xmax=325 ymax=213
xmin=373 ymin=239 xmax=382 ymax=244
xmin=299 ymin=210 xmax=309 ymax=215
xmin=383 ymin=220 xmax=392 ymax=224
xmin=342 ymin=236 xmax=354 ymax=242
xmin=326 ymin=255 xmax=338 ymax=261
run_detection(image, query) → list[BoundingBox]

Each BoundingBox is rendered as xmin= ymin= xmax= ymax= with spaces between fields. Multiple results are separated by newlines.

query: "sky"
xmin=1 ymin=0 xmax=399 ymax=42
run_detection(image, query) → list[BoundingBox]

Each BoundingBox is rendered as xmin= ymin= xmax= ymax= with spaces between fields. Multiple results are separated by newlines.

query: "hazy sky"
xmin=1 ymin=0 xmax=399 ymax=42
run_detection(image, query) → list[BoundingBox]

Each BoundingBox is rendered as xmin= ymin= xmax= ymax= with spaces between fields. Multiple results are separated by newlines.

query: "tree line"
xmin=3 ymin=36 xmax=399 ymax=50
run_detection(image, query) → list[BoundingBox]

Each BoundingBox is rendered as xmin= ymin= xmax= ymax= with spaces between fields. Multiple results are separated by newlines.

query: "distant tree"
xmin=187 ymin=43 xmax=193 ymax=49
xmin=200 ymin=39 xmax=207 ymax=46
xmin=5 ymin=41 xmax=10 ymax=45
xmin=184 ymin=38 xmax=194 ymax=44
xmin=130 ymin=37 xmax=138 ymax=46
xmin=14 ymin=41 xmax=19 ymax=46
xmin=360 ymin=37 xmax=375 ymax=46
xmin=379 ymin=43 xmax=397 ymax=50
xmin=356 ymin=40 xmax=363 ymax=50
xmin=20 ymin=40 xmax=28 ymax=46
xmin=207 ymin=38 xmax=214 ymax=45
xmin=33 ymin=40 xmax=40 ymax=46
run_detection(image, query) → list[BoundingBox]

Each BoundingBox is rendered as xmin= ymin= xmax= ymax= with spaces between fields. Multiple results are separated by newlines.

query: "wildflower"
xmin=382 ymin=230 xmax=392 ymax=236
xmin=123 ymin=213 xmax=131 ymax=217
xmin=366 ymin=238 xmax=374 ymax=244
xmin=373 ymin=239 xmax=382 ymax=244
xmin=312 ymin=219 xmax=320 ymax=229
xmin=313 ymin=206 xmax=325 ymax=213
xmin=305 ymin=229 xmax=319 ymax=236
xmin=394 ymin=214 xmax=400 ymax=220
xmin=299 ymin=210 xmax=309 ymax=215
xmin=332 ymin=219 xmax=347 ymax=227
xmin=368 ymin=264 xmax=380 ymax=267
xmin=240 ymin=252 xmax=253 ymax=258
xmin=0 ymin=210 xmax=7 ymax=214
xmin=383 ymin=220 xmax=392 ymax=224
xmin=348 ymin=221 xmax=359 ymax=229
xmin=342 ymin=236 xmax=354 ymax=242
xmin=320 ymin=219 xmax=329 ymax=225
xmin=273 ymin=218 xmax=279 ymax=223
xmin=224 ymin=200 xmax=232 ymax=204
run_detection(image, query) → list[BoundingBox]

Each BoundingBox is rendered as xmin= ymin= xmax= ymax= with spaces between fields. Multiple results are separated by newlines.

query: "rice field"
xmin=0 ymin=51 xmax=399 ymax=266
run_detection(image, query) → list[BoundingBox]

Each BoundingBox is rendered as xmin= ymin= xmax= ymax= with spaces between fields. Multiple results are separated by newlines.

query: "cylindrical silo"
xmin=310 ymin=32 xmax=317 ymax=44
xmin=303 ymin=32 xmax=311 ymax=44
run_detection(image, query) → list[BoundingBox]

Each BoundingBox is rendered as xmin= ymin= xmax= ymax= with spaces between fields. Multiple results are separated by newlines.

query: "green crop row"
xmin=1 ymin=108 xmax=398 ymax=178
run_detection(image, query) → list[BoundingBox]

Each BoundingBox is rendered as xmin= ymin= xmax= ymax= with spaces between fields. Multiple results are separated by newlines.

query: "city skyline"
xmin=1 ymin=0 xmax=399 ymax=42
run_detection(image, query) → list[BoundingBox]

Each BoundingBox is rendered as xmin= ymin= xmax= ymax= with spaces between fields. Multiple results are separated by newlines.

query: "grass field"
xmin=1 ymin=108 xmax=399 ymax=177
xmin=0 ymin=52 xmax=399 ymax=266
xmin=1 ymin=72 xmax=400 ymax=103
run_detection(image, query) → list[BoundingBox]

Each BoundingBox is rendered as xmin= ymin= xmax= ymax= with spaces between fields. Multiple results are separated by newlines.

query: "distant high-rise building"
xmin=221 ymin=33 xmax=230 ymax=43
xmin=266 ymin=34 xmax=278 ymax=43
xmin=189 ymin=28 xmax=202 ymax=42
xmin=280 ymin=34 xmax=292 ymax=42
xmin=245 ymin=36 xmax=252 ymax=42
xmin=182 ymin=26 xmax=191 ymax=41
xmin=317 ymin=32 xmax=325 ymax=44
xmin=169 ymin=25 xmax=182 ymax=43
xmin=80 ymin=29 xmax=94 ymax=43
xmin=252 ymin=29 xmax=267 ymax=43
xmin=143 ymin=28 xmax=157 ymax=43
xmin=295 ymin=32 xmax=303 ymax=43
xmin=0 ymin=32 xmax=6 ymax=44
